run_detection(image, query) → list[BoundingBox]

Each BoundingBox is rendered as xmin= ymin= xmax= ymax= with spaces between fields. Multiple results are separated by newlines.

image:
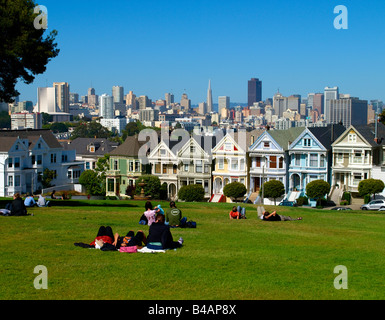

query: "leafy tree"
xmin=306 ymin=180 xmax=331 ymax=207
xmin=41 ymin=168 xmax=55 ymax=189
xmin=49 ymin=122 xmax=68 ymax=133
xmin=0 ymin=111 xmax=11 ymax=129
xmin=178 ymin=184 xmax=205 ymax=202
xmin=70 ymin=121 xmax=111 ymax=140
xmin=79 ymin=170 xmax=104 ymax=196
xmin=135 ymin=175 xmax=161 ymax=199
xmin=358 ymin=179 xmax=385 ymax=199
xmin=263 ymin=180 xmax=285 ymax=205
xmin=0 ymin=0 xmax=59 ymax=102
xmin=223 ymin=181 xmax=247 ymax=202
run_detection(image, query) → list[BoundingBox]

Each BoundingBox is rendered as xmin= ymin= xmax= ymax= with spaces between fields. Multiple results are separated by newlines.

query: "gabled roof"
xmin=0 ymin=129 xmax=62 ymax=149
xmin=109 ymin=135 xmax=148 ymax=157
xmin=308 ymin=124 xmax=346 ymax=150
xmin=0 ymin=136 xmax=18 ymax=152
xmin=63 ymin=138 xmax=119 ymax=156
xmin=268 ymin=127 xmax=306 ymax=151
xmin=354 ymin=122 xmax=385 ymax=147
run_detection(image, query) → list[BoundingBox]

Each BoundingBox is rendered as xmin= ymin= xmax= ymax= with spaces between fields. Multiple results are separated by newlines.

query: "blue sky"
xmin=16 ymin=0 xmax=385 ymax=105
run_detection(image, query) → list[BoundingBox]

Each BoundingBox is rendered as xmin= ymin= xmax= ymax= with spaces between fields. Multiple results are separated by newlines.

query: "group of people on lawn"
xmin=0 ymin=192 xmax=51 ymax=216
xmin=80 ymin=201 xmax=185 ymax=252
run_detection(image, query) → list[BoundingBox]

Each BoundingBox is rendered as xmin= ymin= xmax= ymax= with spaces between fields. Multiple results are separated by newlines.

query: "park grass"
xmin=1 ymin=199 xmax=385 ymax=300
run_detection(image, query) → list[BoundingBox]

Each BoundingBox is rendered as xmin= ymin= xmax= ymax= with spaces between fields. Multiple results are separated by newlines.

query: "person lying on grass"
xmin=112 ymin=230 xmax=147 ymax=249
xmin=262 ymin=210 xmax=302 ymax=221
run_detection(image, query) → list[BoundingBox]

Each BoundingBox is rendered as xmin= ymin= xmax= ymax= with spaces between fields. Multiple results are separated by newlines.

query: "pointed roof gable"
xmin=307 ymin=124 xmax=346 ymax=150
xmin=269 ymin=127 xmax=306 ymax=151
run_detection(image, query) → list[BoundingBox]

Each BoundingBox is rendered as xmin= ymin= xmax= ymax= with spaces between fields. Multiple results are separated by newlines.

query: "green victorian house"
xmin=105 ymin=135 xmax=151 ymax=197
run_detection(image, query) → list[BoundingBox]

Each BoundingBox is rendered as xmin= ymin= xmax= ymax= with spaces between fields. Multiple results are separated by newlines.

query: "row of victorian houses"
xmin=2 ymin=122 xmax=385 ymax=204
xmin=104 ymin=122 xmax=385 ymax=204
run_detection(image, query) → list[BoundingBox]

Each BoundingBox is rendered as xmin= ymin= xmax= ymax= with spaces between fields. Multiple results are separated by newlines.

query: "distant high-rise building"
xmin=324 ymin=86 xmax=339 ymax=123
xmin=53 ymin=82 xmax=70 ymax=113
xmin=287 ymin=95 xmax=300 ymax=111
xmin=11 ymin=112 xmax=42 ymax=130
xmin=125 ymin=91 xmax=136 ymax=108
xmin=165 ymin=93 xmax=174 ymax=106
xmin=329 ymin=97 xmax=367 ymax=127
xmin=198 ymin=102 xmax=207 ymax=115
xmin=69 ymin=93 xmax=79 ymax=104
xmin=312 ymin=93 xmax=324 ymax=118
xmin=248 ymin=78 xmax=262 ymax=107
xmin=138 ymin=96 xmax=151 ymax=110
xmin=99 ymin=94 xmax=114 ymax=119
xmin=207 ymin=80 xmax=213 ymax=113
xmin=218 ymin=96 xmax=230 ymax=117
xmin=180 ymin=93 xmax=191 ymax=111
xmin=273 ymin=91 xmax=286 ymax=117
xmin=112 ymin=86 xmax=124 ymax=104
xmin=37 ymin=87 xmax=57 ymax=113
xmin=88 ymin=88 xmax=98 ymax=107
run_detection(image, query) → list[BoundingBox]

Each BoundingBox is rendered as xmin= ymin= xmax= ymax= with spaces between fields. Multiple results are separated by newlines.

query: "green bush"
xmin=135 ymin=175 xmax=161 ymax=199
xmin=296 ymin=196 xmax=308 ymax=206
xmin=364 ymin=194 xmax=371 ymax=204
xmin=178 ymin=184 xmax=205 ymax=202
xmin=340 ymin=200 xmax=348 ymax=205
xmin=342 ymin=192 xmax=351 ymax=204
xmin=223 ymin=182 xmax=247 ymax=201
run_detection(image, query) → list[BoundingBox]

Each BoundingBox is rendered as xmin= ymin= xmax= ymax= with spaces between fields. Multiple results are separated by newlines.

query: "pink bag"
xmin=119 ymin=246 xmax=137 ymax=253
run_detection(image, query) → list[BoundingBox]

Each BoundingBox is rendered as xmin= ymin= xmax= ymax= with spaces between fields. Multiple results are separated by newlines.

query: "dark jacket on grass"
xmin=11 ymin=198 xmax=27 ymax=216
xmin=147 ymin=222 xmax=181 ymax=249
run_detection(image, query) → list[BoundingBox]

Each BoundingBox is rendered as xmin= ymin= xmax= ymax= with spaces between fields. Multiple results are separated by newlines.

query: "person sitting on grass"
xmin=165 ymin=201 xmax=183 ymax=227
xmin=146 ymin=213 xmax=183 ymax=250
xmin=229 ymin=206 xmax=240 ymax=220
xmin=262 ymin=210 xmax=302 ymax=221
xmin=37 ymin=194 xmax=50 ymax=207
xmin=142 ymin=201 xmax=161 ymax=226
xmin=112 ymin=230 xmax=147 ymax=249
xmin=11 ymin=193 xmax=28 ymax=216
xmin=24 ymin=193 xmax=36 ymax=207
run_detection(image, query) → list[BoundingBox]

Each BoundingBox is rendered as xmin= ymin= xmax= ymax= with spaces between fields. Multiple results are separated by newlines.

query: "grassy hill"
xmin=1 ymin=199 xmax=384 ymax=300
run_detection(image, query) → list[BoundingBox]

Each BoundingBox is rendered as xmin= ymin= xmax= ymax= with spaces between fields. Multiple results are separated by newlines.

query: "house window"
xmin=320 ymin=155 xmax=326 ymax=167
xmin=129 ymin=161 xmax=134 ymax=172
xmin=224 ymin=143 xmax=232 ymax=152
xmin=15 ymin=175 xmax=20 ymax=187
xmin=256 ymin=157 xmax=261 ymax=168
xmin=135 ymin=160 xmax=140 ymax=172
xmin=231 ymin=159 xmax=238 ymax=170
xmin=294 ymin=154 xmax=300 ymax=166
xmin=37 ymin=143 xmax=41 ymax=149
xmin=37 ymin=155 xmax=42 ymax=165
xmin=163 ymin=164 xmax=167 ymax=174
xmin=309 ymin=175 xmax=318 ymax=182
xmin=184 ymin=163 xmax=189 ymax=172
xmin=336 ymin=153 xmax=343 ymax=164
xmin=348 ymin=134 xmax=357 ymax=143
xmin=310 ymin=154 xmax=318 ymax=167
xmin=14 ymin=157 xmax=20 ymax=168
xmin=304 ymin=138 xmax=311 ymax=147
xmin=8 ymin=158 xmax=12 ymax=168
xmin=263 ymin=141 xmax=270 ymax=148
xmin=279 ymin=157 xmax=284 ymax=169
xmin=107 ymin=179 xmax=115 ymax=192
xmin=160 ymin=148 xmax=166 ymax=156
xmin=51 ymin=153 xmax=57 ymax=163
xmin=353 ymin=173 xmax=362 ymax=185
xmin=68 ymin=171 xmax=72 ymax=179
xmin=353 ymin=151 xmax=363 ymax=164
xmin=190 ymin=146 xmax=196 ymax=154
xmin=8 ymin=176 xmax=13 ymax=187
xmin=218 ymin=158 xmax=224 ymax=170
xmin=270 ymin=156 xmax=277 ymax=169
xmin=204 ymin=164 xmax=210 ymax=173
xmin=196 ymin=160 xmax=203 ymax=173
xmin=113 ymin=160 xmax=118 ymax=170
xmin=240 ymin=159 xmax=245 ymax=171
xmin=173 ymin=165 xmax=177 ymax=174
xmin=155 ymin=163 xmax=161 ymax=174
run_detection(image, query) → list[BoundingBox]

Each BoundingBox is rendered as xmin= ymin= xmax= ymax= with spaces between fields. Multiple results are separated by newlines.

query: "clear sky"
xmin=16 ymin=0 xmax=385 ymax=105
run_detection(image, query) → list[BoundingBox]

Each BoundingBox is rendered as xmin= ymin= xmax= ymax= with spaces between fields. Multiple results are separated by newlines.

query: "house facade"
xmin=331 ymin=123 xmax=385 ymax=193
xmin=105 ymin=135 xmax=151 ymax=197
xmin=0 ymin=129 xmax=84 ymax=196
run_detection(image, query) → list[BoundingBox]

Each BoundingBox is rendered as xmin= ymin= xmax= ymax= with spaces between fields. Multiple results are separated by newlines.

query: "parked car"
xmin=360 ymin=199 xmax=385 ymax=210
xmin=331 ymin=207 xmax=352 ymax=211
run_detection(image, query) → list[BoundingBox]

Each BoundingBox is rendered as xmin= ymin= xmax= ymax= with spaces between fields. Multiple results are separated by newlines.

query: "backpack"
xmin=185 ymin=220 xmax=197 ymax=228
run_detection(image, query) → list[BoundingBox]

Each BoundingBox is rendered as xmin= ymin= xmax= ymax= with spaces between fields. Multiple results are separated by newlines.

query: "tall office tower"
xmin=138 ymin=95 xmax=151 ymax=109
xmin=53 ymin=82 xmax=70 ymax=113
xmin=324 ymin=86 xmax=339 ymax=123
xmin=248 ymin=78 xmax=262 ymax=107
xmin=329 ymin=97 xmax=368 ymax=127
xmin=273 ymin=91 xmax=287 ymax=117
xmin=165 ymin=93 xmax=174 ymax=106
xmin=313 ymin=93 xmax=324 ymax=117
xmin=69 ymin=93 xmax=79 ymax=104
xmin=198 ymin=102 xmax=207 ymax=115
xmin=218 ymin=96 xmax=230 ymax=117
xmin=112 ymin=86 xmax=124 ymax=104
xmin=307 ymin=93 xmax=315 ymax=109
xmin=207 ymin=80 xmax=213 ymax=113
xmin=370 ymin=100 xmax=384 ymax=114
xmin=99 ymin=94 xmax=114 ymax=119
xmin=287 ymin=95 xmax=300 ymax=111
xmin=180 ymin=93 xmax=191 ymax=111
xmin=125 ymin=91 xmax=136 ymax=107
xmin=37 ymin=87 xmax=57 ymax=113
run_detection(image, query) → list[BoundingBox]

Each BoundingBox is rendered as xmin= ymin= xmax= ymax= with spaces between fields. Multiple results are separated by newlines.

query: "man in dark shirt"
xmin=10 ymin=193 xmax=28 ymax=216
xmin=262 ymin=210 xmax=302 ymax=221
xmin=147 ymin=213 xmax=183 ymax=249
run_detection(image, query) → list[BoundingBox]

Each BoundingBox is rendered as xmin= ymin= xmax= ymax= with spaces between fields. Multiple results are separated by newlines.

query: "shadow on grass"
xmin=0 ymin=199 xmax=140 ymax=208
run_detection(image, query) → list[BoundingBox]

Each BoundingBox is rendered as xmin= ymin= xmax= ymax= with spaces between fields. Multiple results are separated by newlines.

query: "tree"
xmin=41 ymin=168 xmax=55 ymax=189
xmin=306 ymin=180 xmax=331 ymax=207
xmin=178 ymin=184 xmax=205 ymax=202
xmin=70 ymin=121 xmax=111 ymax=140
xmin=0 ymin=0 xmax=59 ymax=102
xmin=79 ymin=170 xmax=104 ymax=196
xmin=358 ymin=179 xmax=385 ymax=200
xmin=223 ymin=182 xmax=247 ymax=202
xmin=0 ymin=111 xmax=11 ymax=129
xmin=135 ymin=175 xmax=161 ymax=199
xmin=263 ymin=180 xmax=285 ymax=205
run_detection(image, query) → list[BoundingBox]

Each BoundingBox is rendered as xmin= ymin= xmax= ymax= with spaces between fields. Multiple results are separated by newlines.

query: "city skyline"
xmin=14 ymin=0 xmax=385 ymax=105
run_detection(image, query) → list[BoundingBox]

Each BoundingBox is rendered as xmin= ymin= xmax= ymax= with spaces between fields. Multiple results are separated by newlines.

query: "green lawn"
xmin=1 ymin=199 xmax=385 ymax=300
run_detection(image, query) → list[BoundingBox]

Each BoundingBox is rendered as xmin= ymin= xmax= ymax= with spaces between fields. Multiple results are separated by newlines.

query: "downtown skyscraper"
xmin=248 ymin=78 xmax=262 ymax=107
xmin=207 ymin=80 xmax=213 ymax=113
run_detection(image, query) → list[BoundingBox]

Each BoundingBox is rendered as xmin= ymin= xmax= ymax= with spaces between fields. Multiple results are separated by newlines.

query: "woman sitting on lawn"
xmin=229 ymin=206 xmax=240 ymax=220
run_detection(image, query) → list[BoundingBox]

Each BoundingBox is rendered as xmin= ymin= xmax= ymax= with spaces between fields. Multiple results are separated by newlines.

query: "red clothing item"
xmin=230 ymin=211 xmax=239 ymax=218
xmin=90 ymin=236 xmax=113 ymax=246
